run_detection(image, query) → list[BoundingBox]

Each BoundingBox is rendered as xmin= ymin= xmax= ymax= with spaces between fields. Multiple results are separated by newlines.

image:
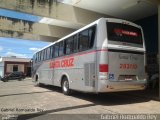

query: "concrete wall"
xmin=0 ymin=16 xmax=75 ymax=42
xmin=0 ymin=0 xmax=109 ymax=26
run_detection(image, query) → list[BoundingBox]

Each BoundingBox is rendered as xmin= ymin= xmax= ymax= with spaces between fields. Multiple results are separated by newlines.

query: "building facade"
xmin=0 ymin=57 xmax=31 ymax=77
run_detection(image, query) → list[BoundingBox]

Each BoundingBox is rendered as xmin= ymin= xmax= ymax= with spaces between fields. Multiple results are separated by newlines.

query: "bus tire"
xmin=62 ymin=77 xmax=71 ymax=95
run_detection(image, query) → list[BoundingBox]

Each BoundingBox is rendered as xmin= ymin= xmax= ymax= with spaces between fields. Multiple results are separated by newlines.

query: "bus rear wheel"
xmin=62 ymin=77 xmax=71 ymax=95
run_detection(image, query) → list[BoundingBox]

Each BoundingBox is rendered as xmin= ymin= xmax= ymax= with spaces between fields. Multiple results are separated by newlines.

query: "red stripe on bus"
xmin=52 ymin=49 xmax=107 ymax=61
xmin=44 ymin=49 xmax=107 ymax=63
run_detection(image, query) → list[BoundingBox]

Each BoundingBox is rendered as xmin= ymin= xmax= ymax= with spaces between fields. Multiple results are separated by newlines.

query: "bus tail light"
xmin=99 ymin=64 xmax=108 ymax=72
xmin=99 ymin=64 xmax=108 ymax=80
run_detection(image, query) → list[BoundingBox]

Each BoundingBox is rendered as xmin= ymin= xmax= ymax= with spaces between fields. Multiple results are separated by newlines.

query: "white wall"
xmin=0 ymin=62 xmax=4 ymax=77
xmin=6 ymin=64 xmax=13 ymax=73
xmin=18 ymin=64 xmax=24 ymax=72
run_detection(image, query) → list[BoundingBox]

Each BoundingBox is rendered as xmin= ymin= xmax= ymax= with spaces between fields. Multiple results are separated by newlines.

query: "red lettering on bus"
xmin=50 ymin=57 xmax=74 ymax=69
xmin=114 ymin=28 xmax=138 ymax=37
xmin=119 ymin=64 xmax=138 ymax=69
xmin=69 ymin=58 xmax=74 ymax=67
xmin=50 ymin=62 xmax=53 ymax=68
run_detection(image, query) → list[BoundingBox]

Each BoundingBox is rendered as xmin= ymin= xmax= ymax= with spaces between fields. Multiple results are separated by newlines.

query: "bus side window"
xmin=45 ymin=49 xmax=48 ymax=60
xmin=79 ymin=29 xmax=89 ymax=51
xmin=35 ymin=53 xmax=37 ymax=63
xmin=52 ymin=45 xmax=55 ymax=58
xmin=44 ymin=50 xmax=47 ymax=60
xmin=43 ymin=50 xmax=45 ymax=61
xmin=78 ymin=26 xmax=96 ymax=52
xmin=36 ymin=53 xmax=38 ymax=62
xmin=50 ymin=46 xmax=53 ymax=59
xmin=66 ymin=37 xmax=74 ymax=55
xmin=46 ymin=49 xmax=48 ymax=60
xmin=38 ymin=52 xmax=40 ymax=62
xmin=37 ymin=53 xmax=39 ymax=62
xmin=54 ymin=43 xmax=59 ymax=57
xmin=89 ymin=26 xmax=96 ymax=48
xmin=39 ymin=51 xmax=42 ymax=62
xmin=59 ymin=41 xmax=64 ymax=56
xmin=41 ymin=50 xmax=44 ymax=61
xmin=73 ymin=35 xmax=78 ymax=52
xmin=47 ymin=47 xmax=50 ymax=60
xmin=43 ymin=49 xmax=46 ymax=60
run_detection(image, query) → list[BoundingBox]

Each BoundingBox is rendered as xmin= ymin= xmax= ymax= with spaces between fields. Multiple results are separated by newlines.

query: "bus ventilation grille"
xmin=84 ymin=63 xmax=95 ymax=87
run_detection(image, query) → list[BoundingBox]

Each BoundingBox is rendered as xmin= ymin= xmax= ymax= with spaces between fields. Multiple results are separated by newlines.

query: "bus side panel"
xmin=52 ymin=51 xmax=97 ymax=92
xmin=70 ymin=52 xmax=97 ymax=92
xmin=37 ymin=61 xmax=53 ymax=85
xmin=53 ymin=67 xmax=71 ymax=87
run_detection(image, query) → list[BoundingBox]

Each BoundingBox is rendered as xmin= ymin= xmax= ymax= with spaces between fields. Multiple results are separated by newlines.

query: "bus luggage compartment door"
xmin=108 ymin=50 xmax=145 ymax=82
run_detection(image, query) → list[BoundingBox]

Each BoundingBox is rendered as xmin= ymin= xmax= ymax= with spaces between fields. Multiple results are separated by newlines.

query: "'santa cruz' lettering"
xmin=50 ymin=58 xmax=74 ymax=69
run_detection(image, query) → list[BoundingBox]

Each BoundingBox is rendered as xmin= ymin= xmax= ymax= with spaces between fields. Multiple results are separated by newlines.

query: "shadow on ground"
xmin=17 ymin=84 xmax=159 ymax=120
xmin=41 ymin=85 xmax=158 ymax=106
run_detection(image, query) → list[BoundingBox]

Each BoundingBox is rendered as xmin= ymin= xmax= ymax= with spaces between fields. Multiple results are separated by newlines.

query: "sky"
xmin=0 ymin=9 xmax=50 ymax=58
xmin=0 ymin=38 xmax=49 ymax=58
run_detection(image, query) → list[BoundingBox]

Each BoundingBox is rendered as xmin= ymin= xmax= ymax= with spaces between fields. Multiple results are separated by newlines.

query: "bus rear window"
xmin=107 ymin=22 xmax=143 ymax=45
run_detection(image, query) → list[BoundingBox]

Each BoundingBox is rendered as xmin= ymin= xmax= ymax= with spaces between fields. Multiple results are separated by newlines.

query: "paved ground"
xmin=0 ymin=78 xmax=160 ymax=119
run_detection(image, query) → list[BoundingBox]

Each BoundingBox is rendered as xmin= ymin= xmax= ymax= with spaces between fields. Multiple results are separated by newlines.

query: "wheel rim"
xmin=63 ymin=81 xmax=69 ymax=92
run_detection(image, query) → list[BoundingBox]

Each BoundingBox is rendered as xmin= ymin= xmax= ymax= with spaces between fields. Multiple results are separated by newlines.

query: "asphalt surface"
xmin=0 ymin=78 xmax=160 ymax=120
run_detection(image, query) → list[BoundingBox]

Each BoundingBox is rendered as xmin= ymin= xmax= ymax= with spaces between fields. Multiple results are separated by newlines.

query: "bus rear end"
xmin=98 ymin=18 xmax=147 ymax=92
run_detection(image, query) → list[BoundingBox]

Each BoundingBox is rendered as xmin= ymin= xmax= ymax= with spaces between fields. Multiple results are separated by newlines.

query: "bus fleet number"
xmin=120 ymin=64 xmax=137 ymax=69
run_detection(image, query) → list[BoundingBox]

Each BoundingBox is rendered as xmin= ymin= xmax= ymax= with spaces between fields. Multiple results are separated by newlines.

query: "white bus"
xmin=32 ymin=18 xmax=147 ymax=95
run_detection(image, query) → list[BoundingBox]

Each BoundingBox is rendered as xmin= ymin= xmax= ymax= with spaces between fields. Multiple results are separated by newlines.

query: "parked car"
xmin=1 ymin=71 xmax=26 ymax=82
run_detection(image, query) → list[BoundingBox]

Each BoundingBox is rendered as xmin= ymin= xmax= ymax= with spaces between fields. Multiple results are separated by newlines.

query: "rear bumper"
xmin=97 ymin=80 xmax=146 ymax=92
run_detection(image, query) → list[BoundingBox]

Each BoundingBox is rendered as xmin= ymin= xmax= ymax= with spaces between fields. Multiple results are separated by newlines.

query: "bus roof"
xmin=34 ymin=17 xmax=141 ymax=54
